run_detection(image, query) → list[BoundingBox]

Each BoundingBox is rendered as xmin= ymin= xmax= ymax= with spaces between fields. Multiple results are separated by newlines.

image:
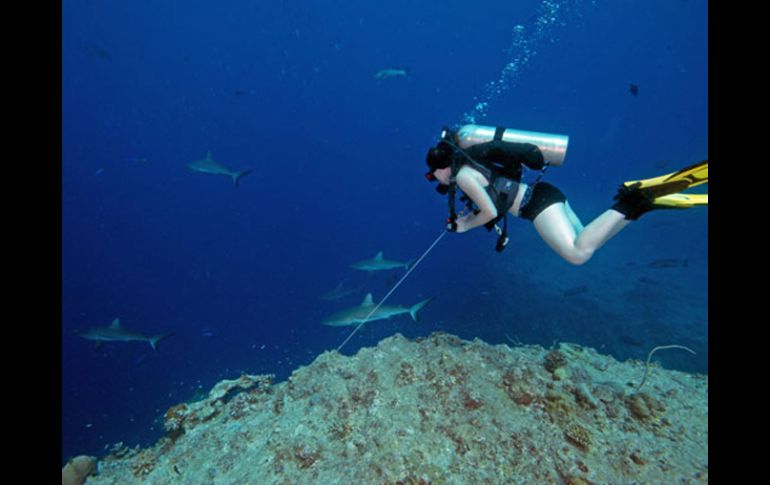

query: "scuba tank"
xmin=455 ymin=124 xmax=569 ymax=166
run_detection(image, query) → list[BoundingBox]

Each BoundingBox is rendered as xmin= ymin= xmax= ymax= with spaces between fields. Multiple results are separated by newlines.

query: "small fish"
xmin=95 ymin=168 xmax=105 ymax=176
xmin=79 ymin=41 xmax=112 ymax=61
xmin=637 ymin=277 xmax=660 ymax=285
xmin=374 ymin=67 xmax=409 ymax=79
xmin=619 ymin=334 xmax=643 ymax=347
xmin=648 ymin=258 xmax=689 ymax=269
xmin=629 ymin=83 xmax=639 ymax=96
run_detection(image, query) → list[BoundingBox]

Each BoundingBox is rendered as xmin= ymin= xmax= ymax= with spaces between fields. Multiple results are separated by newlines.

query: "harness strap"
xmin=519 ymin=185 xmax=534 ymax=210
xmin=446 ymin=156 xmax=461 ymax=231
xmin=447 ymin=183 xmax=458 ymax=231
xmin=533 ymin=161 xmax=551 ymax=184
xmin=489 ymin=160 xmax=550 ymax=253
xmin=493 ymin=126 xmax=506 ymax=141
xmin=495 ymin=213 xmax=509 ymax=252
xmin=519 ymin=161 xmax=551 ymax=211
xmin=492 ymin=181 xmax=511 ymax=252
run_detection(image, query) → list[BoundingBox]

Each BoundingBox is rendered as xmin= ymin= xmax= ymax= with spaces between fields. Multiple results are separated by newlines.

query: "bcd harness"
xmin=443 ymin=127 xmax=550 ymax=252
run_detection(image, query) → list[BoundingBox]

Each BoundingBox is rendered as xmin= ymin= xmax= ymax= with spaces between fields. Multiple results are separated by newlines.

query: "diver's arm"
xmin=454 ymin=168 xmax=498 ymax=233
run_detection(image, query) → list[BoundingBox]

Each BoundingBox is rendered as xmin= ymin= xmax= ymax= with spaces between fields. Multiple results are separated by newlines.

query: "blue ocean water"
xmin=62 ymin=0 xmax=708 ymax=464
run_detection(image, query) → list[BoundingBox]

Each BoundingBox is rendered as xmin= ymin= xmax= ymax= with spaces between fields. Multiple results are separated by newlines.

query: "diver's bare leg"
xmin=532 ymin=204 xmax=630 ymax=265
xmin=564 ymin=201 xmax=585 ymax=232
xmin=573 ymin=209 xmax=629 ymax=253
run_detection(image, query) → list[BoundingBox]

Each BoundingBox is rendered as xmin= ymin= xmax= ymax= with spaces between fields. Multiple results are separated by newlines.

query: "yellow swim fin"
xmin=613 ymin=160 xmax=708 ymax=220
xmin=652 ymin=192 xmax=708 ymax=209
xmin=623 ymin=160 xmax=708 ymax=199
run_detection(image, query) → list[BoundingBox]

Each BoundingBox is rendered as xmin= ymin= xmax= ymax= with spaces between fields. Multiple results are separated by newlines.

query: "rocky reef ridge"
xmin=86 ymin=332 xmax=708 ymax=484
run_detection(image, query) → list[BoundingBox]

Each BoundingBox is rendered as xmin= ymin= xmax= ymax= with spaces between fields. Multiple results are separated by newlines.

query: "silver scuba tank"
xmin=455 ymin=124 xmax=569 ymax=166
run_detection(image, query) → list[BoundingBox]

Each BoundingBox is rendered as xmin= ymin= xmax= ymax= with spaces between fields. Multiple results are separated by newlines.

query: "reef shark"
xmin=374 ymin=67 xmax=409 ymax=79
xmin=321 ymin=293 xmax=432 ymax=327
xmin=188 ymin=151 xmax=252 ymax=187
xmin=350 ymin=251 xmax=414 ymax=273
xmin=78 ymin=318 xmax=173 ymax=350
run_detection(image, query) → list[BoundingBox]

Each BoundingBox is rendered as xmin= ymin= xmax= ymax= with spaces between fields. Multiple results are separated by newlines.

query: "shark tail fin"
xmin=405 ymin=258 xmax=418 ymax=272
xmin=149 ymin=333 xmax=174 ymax=351
xmin=409 ymin=297 xmax=433 ymax=322
xmin=233 ymin=170 xmax=252 ymax=188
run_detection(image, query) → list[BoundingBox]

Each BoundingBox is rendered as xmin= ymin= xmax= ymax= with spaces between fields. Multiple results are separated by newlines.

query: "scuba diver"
xmin=425 ymin=124 xmax=708 ymax=265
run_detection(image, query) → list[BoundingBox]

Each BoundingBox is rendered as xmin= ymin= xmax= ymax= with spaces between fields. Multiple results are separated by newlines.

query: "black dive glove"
xmin=612 ymin=184 xmax=655 ymax=221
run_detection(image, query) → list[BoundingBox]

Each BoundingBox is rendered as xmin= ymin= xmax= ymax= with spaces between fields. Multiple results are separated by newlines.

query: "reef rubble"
xmin=85 ymin=332 xmax=708 ymax=484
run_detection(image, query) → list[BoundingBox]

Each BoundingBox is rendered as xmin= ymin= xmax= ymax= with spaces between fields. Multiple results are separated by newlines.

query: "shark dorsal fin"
xmin=361 ymin=293 xmax=374 ymax=307
xmin=374 ymin=251 xmax=383 ymax=260
xmin=110 ymin=318 xmax=121 ymax=329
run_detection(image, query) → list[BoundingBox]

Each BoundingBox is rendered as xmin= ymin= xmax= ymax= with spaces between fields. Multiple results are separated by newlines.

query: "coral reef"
xmin=161 ymin=373 xmax=274 ymax=439
xmin=564 ymin=422 xmax=592 ymax=450
xmin=84 ymin=332 xmax=708 ymax=484
xmin=544 ymin=348 xmax=568 ymax=373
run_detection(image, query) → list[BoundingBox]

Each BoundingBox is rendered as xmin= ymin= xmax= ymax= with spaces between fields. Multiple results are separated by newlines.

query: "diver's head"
xmin=424 ymin=126 xmax=457 ymax=185
xmin=425 ymin=144 xmax=452 ymax=177
xmin=425 ymin=145 xmax=453 ymax=194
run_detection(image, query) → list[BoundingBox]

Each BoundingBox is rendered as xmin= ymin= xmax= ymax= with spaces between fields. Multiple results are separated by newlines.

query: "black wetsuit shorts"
xmin=518 ymin=182 xmax=567 ymax=222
